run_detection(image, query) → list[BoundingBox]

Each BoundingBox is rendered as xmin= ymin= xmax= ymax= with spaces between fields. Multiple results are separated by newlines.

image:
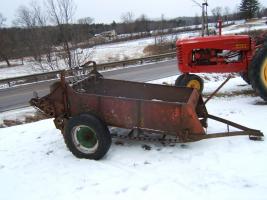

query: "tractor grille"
xmin=177 ymin=45 xmax=183 ymax=64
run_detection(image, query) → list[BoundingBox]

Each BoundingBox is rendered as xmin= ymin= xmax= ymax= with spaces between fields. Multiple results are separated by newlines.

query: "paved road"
xmin=0 ymin=60 xmax=179 ymax=112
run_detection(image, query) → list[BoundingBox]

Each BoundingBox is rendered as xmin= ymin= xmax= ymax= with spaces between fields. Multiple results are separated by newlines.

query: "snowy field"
xmin=0 ymin=31 xmax=197 ymax=80
xmin=223 ymin=18 xmax=267 ymax=34
xmin=1 ymin=18 xmax=267 ymax=80
xmin=0 ymin=73 xmax=267 ymax=200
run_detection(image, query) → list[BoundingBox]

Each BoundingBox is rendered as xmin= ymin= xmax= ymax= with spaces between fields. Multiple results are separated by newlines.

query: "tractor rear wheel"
xmin=240 ymin=72 xmax=250 ymax=84
xmin=175 ymin=74 xmax=204 ymax=92
xmin=63 ymin=114 xmax=111 ymax=160
xmin=248 ymin=46 xmax=267 ymax=101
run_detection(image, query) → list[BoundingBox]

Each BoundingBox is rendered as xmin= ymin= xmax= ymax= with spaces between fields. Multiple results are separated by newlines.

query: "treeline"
xmin=0 ymin=12 xmax=247 ymax=62
xmin=0 ymin=25 xmax=89 ymax=59
xmin=0 ymin=13 xmax=206 ymax=69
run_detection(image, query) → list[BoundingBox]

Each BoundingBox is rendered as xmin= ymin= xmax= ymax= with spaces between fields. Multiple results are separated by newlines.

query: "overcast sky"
xmin=1 ymin=0 xmax=267 ymax=25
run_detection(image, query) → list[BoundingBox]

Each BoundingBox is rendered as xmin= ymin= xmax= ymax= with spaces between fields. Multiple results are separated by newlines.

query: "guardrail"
xmin=0 ymin=52 xmax=176 ymax=88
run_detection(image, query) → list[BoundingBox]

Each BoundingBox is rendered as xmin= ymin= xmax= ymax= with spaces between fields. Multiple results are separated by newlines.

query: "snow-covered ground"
xmin=0 ymin=107 xmax=36 ymax=125
xmin=222 ymin=18 xmax=267 ymax=35
xmin=0 ymin=73 xmax=267 ymax=200
xmin=149 ymin=73 xmax=253 ymax=96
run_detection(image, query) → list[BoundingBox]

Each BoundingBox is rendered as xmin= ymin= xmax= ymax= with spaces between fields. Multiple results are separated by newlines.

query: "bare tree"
xmin=77 ymin=17 xmax=94 ymax=25
xmin=47 ymin=0 xmax=75 ymax=24
xmin=121 ymin=11 xmax=135 ymax=36
xmin=0 ymin=30 xmax=12 ymax=66
xmin=46 ymin=0 xmax=76 ymax=69
xmin=223 ymin=7 xmax=230 ymax=24
xmin=31 ymin=2 xmax=58 ymax=70
xmin=14 ymin=5 xmax=42 ymax=62
xmin=211 ymin=6 xmax=222 ymax=23
xmin=31 ymin=2 xmax=47 ymax=26
xmin=14 ymin=6 xmax=35 ymax=27
xmin=159 ymin=14 xmax=166 ymax=41
xmin=258 ymin=6 xmax=267 ymax=18
xmin=153 ymin=14 xmax=167 ymax=45
xmin=121 ymin=11 xmax=134 ymax=24
xmin=0 ymin=13 xmax=14 ymax=66
xmin=135 ymin=14 xmax=150 ymax=34
xmin=194 ymin=13 xmax=201 ymax=25
xmin=14 ymin=2 xmax=60 ymax=71
xmin=262 ymin=7 xmax=267 ymax=17
xmin=14 ymin=4 xmax=46 ymax=64
xmin=0 ymin=13 xmax=6 ymax=27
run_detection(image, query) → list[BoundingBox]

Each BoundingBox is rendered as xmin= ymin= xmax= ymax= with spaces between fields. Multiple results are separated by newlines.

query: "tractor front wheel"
xmin=175 ymin=74 xmax=204 ymax=93
xmin=63 ymin=114 xmax=111 ymax=160
xmin=249 ymin=46 xmax=267 ymax=101
xmin=175 ymin=74 xmax=186 ymax=86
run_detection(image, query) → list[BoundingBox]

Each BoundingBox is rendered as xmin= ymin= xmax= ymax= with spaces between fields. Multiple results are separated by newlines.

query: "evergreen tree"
xmin=240 ymin=0 xmax=260 ymax=19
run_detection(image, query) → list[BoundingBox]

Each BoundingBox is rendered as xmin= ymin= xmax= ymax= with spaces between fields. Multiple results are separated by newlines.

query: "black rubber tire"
xmin=175 ymin=74 xmax=204 ymax=93
xmin=240 ymin=72 xmax=250 ymax=84
xmin=175 ymin=74 xmax=186 ymax=86
xmin=248 ymin=46 xmax=267 ymax=101
xmin=64 ymin=114 xmax=111 ymax=160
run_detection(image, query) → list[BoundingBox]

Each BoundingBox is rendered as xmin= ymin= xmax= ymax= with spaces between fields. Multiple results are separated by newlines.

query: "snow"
xmin=149 ymin=73 xmax=253 ymax=96
xmin=0 ymin=73 xmax=267 ymax=200
xmin=222 ymin=18 xmax=267 ymax=35
xmin=223 ymin=24 xmax=267 ymax=35
xmin=0 ymin=107 xmax=35 ymax=125
xmin=0 ymin=38 xmax=151 ymax=79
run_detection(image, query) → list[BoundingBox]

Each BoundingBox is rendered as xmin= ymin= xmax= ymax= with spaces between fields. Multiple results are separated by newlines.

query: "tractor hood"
xmin=176 ymin=35 xmax=251 ymax=51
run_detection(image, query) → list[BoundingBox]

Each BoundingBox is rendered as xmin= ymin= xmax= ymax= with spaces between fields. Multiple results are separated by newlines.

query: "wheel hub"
xmin=186 ymin=80 xmax=201 ymax=90
xmin=72 ymin=125 xmax=99 ymax=153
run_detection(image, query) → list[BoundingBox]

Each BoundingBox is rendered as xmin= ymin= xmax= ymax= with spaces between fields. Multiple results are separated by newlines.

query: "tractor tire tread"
xmin=248 ymin=45 xmax=267 ymax=101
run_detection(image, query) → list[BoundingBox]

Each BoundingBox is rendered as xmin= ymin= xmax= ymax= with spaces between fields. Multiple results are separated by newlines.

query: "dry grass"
xmin=143 ymin=42 xmax=175 ymax=55
xmin=1 ymin=111 xmax=48 ymax=128
xmin=24 ymin=111 xmax=48 ymax=123
xmin=2 ymin=120 xmax=23 ymax=127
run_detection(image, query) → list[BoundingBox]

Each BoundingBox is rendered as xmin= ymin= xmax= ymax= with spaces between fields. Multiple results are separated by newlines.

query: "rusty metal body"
xmin=32 ymin=74 xmax=207 ymax=139
xmin=30 ymin=68 xmax=263 ymax=143
xmin=71 ymin=78 xmax=209 ymax=137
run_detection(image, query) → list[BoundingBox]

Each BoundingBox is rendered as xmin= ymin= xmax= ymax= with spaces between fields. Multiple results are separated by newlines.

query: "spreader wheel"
xmin=64 ymin=114 xmax=111 ymax=159
xmin=175 ymin=74 xmax=204 ymax=92
xmin=249 ymin=46 xmax=267 ymax=101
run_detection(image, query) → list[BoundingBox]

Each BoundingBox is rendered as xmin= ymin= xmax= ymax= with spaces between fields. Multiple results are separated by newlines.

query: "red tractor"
xmin=175 ymin=31 xmax=267 ymax=101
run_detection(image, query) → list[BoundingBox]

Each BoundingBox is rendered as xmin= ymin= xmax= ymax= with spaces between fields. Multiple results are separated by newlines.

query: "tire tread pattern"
xmin=248 ymin=46 xmax=267 ymax=101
